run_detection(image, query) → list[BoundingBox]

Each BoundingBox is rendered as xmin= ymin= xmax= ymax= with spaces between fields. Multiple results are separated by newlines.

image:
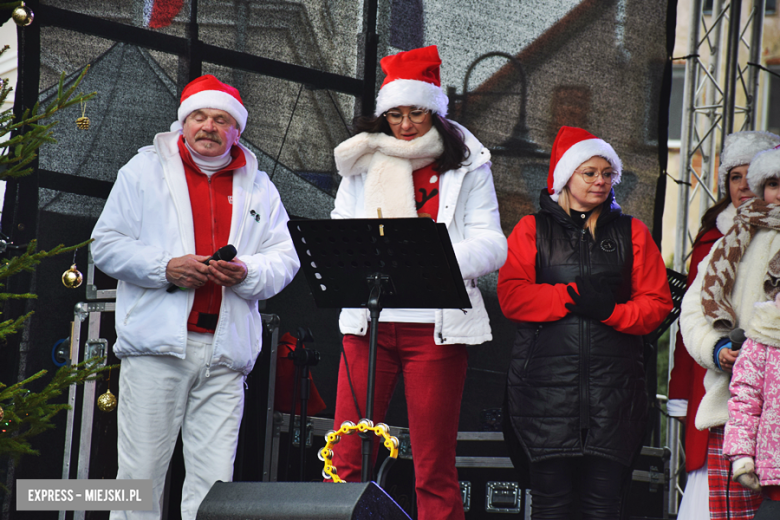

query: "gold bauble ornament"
xmin=97 ymin=390 xmax=117 ymax=412
xmin=11 ymin=3 xmax=34 ymax=27
xmin=62 ymin=264 xmax=83 ymax=289
xmin=0 ymin=405 xmax=3 ymax=422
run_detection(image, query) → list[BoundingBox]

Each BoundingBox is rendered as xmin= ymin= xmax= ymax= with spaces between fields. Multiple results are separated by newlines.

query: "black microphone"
xmin=166 ymin=245 xmax=237 ymax=293
xmin=729 ymin=328 xmax=747 ymax=351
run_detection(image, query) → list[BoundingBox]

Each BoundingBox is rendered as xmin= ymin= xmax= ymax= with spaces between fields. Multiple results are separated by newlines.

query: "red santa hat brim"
xmin=548 ymin=137 xmax=622 ymax=202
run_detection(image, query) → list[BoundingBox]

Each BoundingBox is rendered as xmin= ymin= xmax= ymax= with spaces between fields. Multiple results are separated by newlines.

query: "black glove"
xmin=594 ymin=272 xmax=623 ymax=298
xmin=565 ymin=275 xmax=617 ymax=321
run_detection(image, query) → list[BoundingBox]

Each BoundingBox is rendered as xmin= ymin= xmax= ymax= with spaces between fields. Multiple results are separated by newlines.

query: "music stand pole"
xmin=361 ymin=274 xmax=384 ymax=482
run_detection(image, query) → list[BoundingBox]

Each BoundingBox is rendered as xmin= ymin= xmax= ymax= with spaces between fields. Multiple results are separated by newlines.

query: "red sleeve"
xmin=602 ymin=219 xmax=674 ymax=335
xmin=497 ymin=215 xmax=577 ymax=322
xmin=668 ymin=229 xmax=721 ymax=399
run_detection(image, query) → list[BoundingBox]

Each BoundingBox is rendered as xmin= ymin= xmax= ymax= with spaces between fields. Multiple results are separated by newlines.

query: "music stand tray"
xmin=287 ymin=218 xmax=471 ymax=311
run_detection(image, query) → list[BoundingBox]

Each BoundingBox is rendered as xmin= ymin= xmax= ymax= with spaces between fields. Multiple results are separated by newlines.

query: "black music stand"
xmin=287 ymin=218 xmax=471 ymax=483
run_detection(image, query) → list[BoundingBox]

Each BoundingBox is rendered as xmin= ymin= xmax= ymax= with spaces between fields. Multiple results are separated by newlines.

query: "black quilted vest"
xmin=506 ymin=189 xmax=648 ymax=466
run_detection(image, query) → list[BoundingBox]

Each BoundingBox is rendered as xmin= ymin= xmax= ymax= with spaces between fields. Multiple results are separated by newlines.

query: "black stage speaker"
xmin=197 ymin=481 xmax=412 ymax=520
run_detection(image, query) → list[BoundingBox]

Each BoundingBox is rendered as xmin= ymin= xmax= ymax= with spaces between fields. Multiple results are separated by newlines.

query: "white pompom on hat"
xmin=178 ymin=74 xmax=248 ymax=131
xmin=374 ymin=45 xmax=449 ymax=117
xmin=718 ymin=131 xmax=780 ymax=192
xmin=547 ymin=126 xmax=622 ymax=202
xmin=747 ymin=145 xmax=780 ymax=196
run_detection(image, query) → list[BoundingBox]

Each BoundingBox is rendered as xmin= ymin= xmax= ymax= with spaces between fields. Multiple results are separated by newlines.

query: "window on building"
xmin=766 ymin=66 xmax=780 ymax=135
xmin=668 ymin=64 xmax=685 ymax=144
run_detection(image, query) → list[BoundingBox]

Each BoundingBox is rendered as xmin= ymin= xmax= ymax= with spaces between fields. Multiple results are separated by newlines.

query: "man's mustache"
xmin=195 ymin=130 xmax=222 ymax=144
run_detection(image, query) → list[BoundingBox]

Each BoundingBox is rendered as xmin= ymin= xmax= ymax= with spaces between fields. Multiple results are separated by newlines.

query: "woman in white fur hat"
xmin=328 ymin=45 xmax=507 ymax=520
xmin=681 ymin=140 xmax=780 ymax=519
xmin=671 ymin=130 xmax=779 ymax=520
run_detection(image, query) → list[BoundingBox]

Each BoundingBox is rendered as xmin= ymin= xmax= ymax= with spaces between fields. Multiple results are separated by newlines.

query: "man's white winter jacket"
xmin=91 ymin=130 xmax=300 ymax=374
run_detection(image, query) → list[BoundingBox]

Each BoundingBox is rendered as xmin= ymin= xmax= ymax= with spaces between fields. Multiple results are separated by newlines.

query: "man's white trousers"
xmin=109 ymin=336 xmax=245 ymax=520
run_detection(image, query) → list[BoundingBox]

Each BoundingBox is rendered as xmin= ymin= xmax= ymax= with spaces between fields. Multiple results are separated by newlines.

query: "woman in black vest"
xmin=497 ymin=126 xmax=672 ymax=519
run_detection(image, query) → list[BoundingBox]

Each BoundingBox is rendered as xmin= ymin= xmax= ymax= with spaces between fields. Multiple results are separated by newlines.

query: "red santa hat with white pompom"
xmin=374 ymin=45 xmax=449 ymax=117
xmin=547 ymin=126 xmax=623 ymax=202
xmin=177 ymin=75 xmax=248 ymax=131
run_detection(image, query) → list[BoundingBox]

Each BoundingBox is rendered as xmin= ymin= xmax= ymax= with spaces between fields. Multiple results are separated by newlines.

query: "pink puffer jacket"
xmin=723 ymin=302 xmax=780 ymax=486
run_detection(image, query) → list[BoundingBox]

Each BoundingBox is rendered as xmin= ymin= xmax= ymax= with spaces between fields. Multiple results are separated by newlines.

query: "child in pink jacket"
xmin=723 ymin=146 xmax=780 ymax=519
xmin=724 ymin=295 xmax=780 ymax=519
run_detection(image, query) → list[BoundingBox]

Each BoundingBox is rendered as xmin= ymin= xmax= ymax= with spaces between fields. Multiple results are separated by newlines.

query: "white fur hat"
xmin=547 ymin=126 xmax=622 ymax=202
xmin=719 ymin=131 xmax=780 ymax=192
xmin=747 ymin=145 xmax=780 ymax=196
xmin=374 ymin=46 xmax=449 ymax=117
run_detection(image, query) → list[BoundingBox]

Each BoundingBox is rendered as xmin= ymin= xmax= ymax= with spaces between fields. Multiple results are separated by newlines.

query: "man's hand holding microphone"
xmin=165 ymin=245 xmax=247 ymax=292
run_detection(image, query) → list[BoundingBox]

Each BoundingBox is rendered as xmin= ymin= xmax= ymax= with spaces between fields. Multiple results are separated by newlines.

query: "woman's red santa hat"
xmin=374 ymin=45 xmax=449 ymax=117
xmin=547 ymin=126 xmax=622 ymax=202
xmin=178 ymin=74 xmax=248 ymax=131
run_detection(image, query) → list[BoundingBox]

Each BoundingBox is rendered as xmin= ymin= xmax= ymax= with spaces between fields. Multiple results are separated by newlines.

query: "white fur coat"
xmin=681 ymin=222 xmax=780 ymax=430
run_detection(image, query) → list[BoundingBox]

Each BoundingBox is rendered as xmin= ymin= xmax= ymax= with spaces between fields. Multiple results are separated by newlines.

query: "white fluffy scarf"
xmin=334 ymin=128 xmax=444 ymax=218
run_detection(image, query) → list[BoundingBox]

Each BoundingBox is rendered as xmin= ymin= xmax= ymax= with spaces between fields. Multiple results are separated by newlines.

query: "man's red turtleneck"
xmin=177 ymin=136 xmax=246 ymax=333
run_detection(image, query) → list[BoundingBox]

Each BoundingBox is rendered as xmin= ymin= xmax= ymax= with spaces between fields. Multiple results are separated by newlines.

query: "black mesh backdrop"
xmin=1 ymin=0 xmax=673 ymax=515
xmin=198 ymin=1 xmax=362 ymax=76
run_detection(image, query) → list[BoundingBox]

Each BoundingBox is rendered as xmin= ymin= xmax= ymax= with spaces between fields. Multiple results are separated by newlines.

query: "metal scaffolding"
xmin=668 ymin=0 xmax=766 ymax=515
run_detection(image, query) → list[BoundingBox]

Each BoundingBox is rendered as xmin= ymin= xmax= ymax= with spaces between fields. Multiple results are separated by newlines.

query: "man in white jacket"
xmin=91 ymin=75 xmax=300 ymax=520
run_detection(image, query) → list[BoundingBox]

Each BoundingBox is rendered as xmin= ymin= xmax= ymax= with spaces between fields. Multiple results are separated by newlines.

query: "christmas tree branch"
xmin=0 ymin=357 xmax=114 ymax=466
xmin=0 ymin=65 xmax=95 ymax=180
xmin=0 ymin=239 xmax=92 ymax=281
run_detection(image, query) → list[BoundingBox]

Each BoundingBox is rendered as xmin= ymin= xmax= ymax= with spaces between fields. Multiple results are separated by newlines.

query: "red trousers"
xmin=332 ymin=322 xmax=468 ymax=520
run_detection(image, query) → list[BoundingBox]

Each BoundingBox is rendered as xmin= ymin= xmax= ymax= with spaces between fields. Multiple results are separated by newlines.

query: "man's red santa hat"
xmin=178 ymin=75 xmax=248 ymax=131
xmin=547 ymin=126 xmax=622 ymax=202
xmin=374 ymin=45 xmax=449 ymax=117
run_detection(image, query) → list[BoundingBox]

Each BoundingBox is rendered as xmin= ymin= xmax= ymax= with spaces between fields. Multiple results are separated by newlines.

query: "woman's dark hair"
xmin=352 ymin=111 xmax=470 ymax=173
xmin=694 ymin=174 xmax=732 ymax=244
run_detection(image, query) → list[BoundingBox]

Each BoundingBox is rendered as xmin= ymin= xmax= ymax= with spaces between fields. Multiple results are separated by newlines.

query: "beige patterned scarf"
xmin=333 ymin=128 xmax=444 ymax=218
xmin=701 ymin=198 xmax=780 ymax=332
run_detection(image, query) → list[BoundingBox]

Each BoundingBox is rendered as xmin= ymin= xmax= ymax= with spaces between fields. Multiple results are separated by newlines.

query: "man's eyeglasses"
xmin=384 ymin=109 xmax=430 ymax=125
xmin=578 ymin=169 xmax=614 ymax=184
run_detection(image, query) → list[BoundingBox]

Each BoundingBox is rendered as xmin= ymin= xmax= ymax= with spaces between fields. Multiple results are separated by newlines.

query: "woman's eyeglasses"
xmin=578 ymin=169 xmax=614 ymax=184
xmin=384 ymin=109 xmax=429 ymax=125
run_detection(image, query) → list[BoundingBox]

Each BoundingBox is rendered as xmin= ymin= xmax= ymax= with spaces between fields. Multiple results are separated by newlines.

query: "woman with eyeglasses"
xmin=497 ymin=126 xmax=672 ymax=519
xmin=328 ymin=46 xmax=507 ymax=520
xmin=669 ymin=131 xmax=778 ymax=520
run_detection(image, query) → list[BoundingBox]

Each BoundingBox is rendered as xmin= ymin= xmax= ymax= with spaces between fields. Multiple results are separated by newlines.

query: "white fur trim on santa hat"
xmin=719 ymin=131 xmax=780 ymax=192
xmin=178 ymin=90 xmax=248 ymax=131
xmin=747 ymin=146 xmax=780 ymax=196
xmin=374 ymin=79 xmax=449 ymax=117
xmin=550 ymin=138 xmax=622 ymax=202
